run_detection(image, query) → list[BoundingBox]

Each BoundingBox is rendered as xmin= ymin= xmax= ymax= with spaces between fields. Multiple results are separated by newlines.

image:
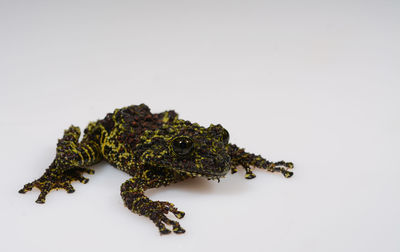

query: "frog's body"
xmin=19 ymin=104 xmax=294 ymax=234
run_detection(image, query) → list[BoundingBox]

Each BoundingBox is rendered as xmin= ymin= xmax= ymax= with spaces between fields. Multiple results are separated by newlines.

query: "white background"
xmin=1 ymin=1 xmax=399 ymax=251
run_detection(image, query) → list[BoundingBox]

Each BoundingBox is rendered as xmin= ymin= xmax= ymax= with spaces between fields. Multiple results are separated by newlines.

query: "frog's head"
xmin=136 ymin=121 xmax=231 ymax=180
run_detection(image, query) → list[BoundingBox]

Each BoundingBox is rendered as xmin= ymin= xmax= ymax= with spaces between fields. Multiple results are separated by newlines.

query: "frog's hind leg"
xmin=19 ymin=125 xmax=103 ymax=203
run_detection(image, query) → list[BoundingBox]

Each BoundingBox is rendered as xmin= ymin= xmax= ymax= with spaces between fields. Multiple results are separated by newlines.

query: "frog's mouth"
xmin=174 ymin=164 xmax=230 ymax=181
xmin=170 ymin=154 xmax=231 ymax=181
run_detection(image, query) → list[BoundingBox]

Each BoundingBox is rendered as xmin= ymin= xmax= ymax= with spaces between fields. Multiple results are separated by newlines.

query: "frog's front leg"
xmin=120 ymin=168 xmax=188 ymax=235
xmin=228 ymin=144 xmax=294 ymax=179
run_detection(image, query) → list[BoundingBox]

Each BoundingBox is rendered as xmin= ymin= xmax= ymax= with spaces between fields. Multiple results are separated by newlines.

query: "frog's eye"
xmin=172 ymin=137 xmax=194 ymax=156
xmin=222 ymin=129 xmax=230 ymax=145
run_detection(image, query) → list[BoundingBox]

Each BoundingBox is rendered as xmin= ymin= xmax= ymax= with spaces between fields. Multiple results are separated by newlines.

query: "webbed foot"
xmin=19 ymin=168 xmax=94 ymax=203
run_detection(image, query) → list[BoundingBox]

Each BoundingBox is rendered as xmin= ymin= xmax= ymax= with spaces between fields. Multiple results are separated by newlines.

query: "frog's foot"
xmin=122 ymin=189 xmax=186 ymax=235
xmin=19 ymin=168 xmax=94 ymax=203
xmin=146 ymin=201 xmax=186 ymax=235
xmin=266 ymin=161 xmax=294 ymax=178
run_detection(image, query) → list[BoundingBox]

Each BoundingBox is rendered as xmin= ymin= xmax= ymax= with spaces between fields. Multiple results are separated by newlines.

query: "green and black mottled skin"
xmin=19 ymin=104 xmax=294 ymax=234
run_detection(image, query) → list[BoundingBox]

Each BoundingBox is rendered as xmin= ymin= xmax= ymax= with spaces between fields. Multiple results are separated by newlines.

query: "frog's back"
xmin=97 ymin=104 xmax=178 ymax=169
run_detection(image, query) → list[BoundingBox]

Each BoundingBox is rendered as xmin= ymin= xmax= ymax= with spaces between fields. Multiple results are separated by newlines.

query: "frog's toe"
xmin=35 ymin=192 xmax=48 ymax=204
xmin=60 ymin=183 xmax=76 ymax=193
xmin=77 ymin=176 xmax=89 ymax=184
xmin=161 ymin=216 xmax=185 ymax=234
xmin=18 ymin=182 xmax=34 ymax=194
xmin=73 ymin=167 xmax=95 ymax=175
xmin=283 ymin=170 xmax=293 ymax=178
xmin=231 ymin=166 xmax=238 ymax=174
xmin=64 ymin=168 xmax=93 ymax=184
xmin=163 ymin=202 xmax=185 ymax=219
xmin=173 ymin=210 xmax=185 ymax=219
xmin=274 ymin=161 xmax=294 ymax=169
xmin=245 ymin=170 xmax=256 ymax=179
xmin=82 ymin=168 xmax=95 ymax=174
xmin=152 ymin=212 xmax=185 ymax=235
xmin=285 ymin=162 xmax=294 ymax=169
xmin=157 ymin=222 xmax=172 ymax=235
xmin=35 ymin=185 xmax=51 ymax=204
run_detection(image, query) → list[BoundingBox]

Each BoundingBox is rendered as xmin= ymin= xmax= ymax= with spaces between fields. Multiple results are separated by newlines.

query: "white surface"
xmin=1 ymin=1 xmax=399 ymax=251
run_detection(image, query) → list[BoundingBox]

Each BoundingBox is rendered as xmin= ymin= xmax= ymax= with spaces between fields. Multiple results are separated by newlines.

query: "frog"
xmin=19 ymin=104 xmax=294 ymax=234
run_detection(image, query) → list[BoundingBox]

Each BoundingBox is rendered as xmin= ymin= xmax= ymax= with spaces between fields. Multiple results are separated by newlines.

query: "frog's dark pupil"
xmin=172 ymin=137 xmax=193 ymax=155
xmin=222 ymin=129 xmax=230 ymax=145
